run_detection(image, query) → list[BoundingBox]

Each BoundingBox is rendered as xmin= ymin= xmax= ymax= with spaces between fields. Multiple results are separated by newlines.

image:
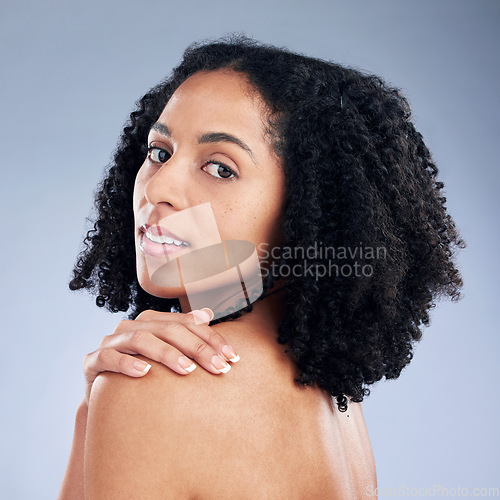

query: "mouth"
xmin=139 ymin=223 xmax=191 ymax=258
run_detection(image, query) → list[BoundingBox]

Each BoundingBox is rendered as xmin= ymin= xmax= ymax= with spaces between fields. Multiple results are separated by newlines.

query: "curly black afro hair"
xmin=69 ymin=33 xmax=465 ymax=412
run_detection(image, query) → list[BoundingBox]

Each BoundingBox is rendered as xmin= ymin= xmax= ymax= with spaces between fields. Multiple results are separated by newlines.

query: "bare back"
xmin=161 ymin=320 xmax=377 ymax=499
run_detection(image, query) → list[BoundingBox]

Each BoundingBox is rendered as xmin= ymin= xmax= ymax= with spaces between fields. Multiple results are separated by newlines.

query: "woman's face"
xmin=133 ymin=69 xmax=286 ymax=303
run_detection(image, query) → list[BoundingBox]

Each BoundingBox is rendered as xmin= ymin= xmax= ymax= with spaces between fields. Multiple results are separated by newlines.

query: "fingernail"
xmin=189 ymin=309 xmax=211 ymax=324
xmin=222 ymin=344 xmax=240 ymax=363
xmin=211 ymin=354 xmax=231 ymax=373
xmin=200 ymin=307 xmax=215 ymax=322
xmin=178 ymin=356 xmax=197 ymax=373
xmin=134 ymin=360 xmax=151 ymax=373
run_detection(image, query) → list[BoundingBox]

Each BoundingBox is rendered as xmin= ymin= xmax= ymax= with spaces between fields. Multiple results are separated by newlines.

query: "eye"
xmin=147 ymin=146 xmax=171 ymax=164
xmin=202 ymin=159 xmax=237 ymax=181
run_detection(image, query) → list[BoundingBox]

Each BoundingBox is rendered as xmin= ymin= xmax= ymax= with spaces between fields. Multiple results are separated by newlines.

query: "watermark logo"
xmin=258 ymin=242 xmax=388 ymax=280
xmin=365 ymin=484 xmax=499 ymax=497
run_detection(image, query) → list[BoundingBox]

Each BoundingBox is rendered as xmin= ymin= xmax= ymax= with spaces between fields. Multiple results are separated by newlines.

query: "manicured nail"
xmin=189 ymin=309 xmax=211 ymax=324
xmin=200 ymin=307 xmax=215 ymax=322
xmin=178 ymin=356 xmax=197 ymax=373
xmin=134 ymin=360 xmax=151 ymax=374
xmin=211 ymin=354 xmax=231 ymax=373
xmin=222 ymin=344 xmax=240 ymax=363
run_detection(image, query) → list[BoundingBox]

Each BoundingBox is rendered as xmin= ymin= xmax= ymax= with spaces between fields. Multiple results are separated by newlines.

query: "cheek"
xmin=252 ymin=178 xmax=285 ymax=230
xmin=215 ymin=193 xmax=283 ymax=245
xmin=133 ymin=167 xmax=148 ymax=212
xmin=132 ymin=185 xmax=140 ymax=212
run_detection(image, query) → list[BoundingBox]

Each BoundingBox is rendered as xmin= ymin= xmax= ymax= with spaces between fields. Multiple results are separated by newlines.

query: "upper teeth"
xmin=145 ymin=232 xmax=190 ymax=246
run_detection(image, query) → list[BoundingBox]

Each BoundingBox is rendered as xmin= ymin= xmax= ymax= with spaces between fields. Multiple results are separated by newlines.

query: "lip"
xmin=139 ymin=223 xmax=191 ymax=259
xmin=140 ymin=223 xmax=187 ymax=243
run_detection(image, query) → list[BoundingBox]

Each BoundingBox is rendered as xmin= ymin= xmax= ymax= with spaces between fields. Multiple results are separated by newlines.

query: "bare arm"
xmin=57 ymin=399 xmax=88 ymax=500
xmin=83 ymin=357 xmax=187 ymax=498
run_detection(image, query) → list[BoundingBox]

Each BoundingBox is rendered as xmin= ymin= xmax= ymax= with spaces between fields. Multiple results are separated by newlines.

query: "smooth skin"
xmin=58 ymin=69 xmax=377 ymax=499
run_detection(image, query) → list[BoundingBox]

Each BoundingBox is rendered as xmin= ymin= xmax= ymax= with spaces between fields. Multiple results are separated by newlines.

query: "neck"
xmin=235 ymin=282 xmax=287 ymax=332
xmin=179 ymin=279 xmax=287 ymax=334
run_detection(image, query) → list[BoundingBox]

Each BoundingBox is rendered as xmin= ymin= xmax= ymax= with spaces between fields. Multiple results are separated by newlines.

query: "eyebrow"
xmin=151 ymin=122 xmax=256 ymax=164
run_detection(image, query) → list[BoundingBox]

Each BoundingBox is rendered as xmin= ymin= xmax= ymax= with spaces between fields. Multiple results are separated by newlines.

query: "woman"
xmin=59 ymin=34 xmax=465 ymax=499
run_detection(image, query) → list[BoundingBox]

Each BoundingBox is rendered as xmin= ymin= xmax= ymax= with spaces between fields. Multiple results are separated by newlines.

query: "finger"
xmin=106 ymin=327 xmax=228 ymax=375
xmin=134 ymin=309 xmax=191 ymax=322
xmin=148 ymin=321 xmax=234 ymax=373
xmin=85 ymin=341 xmax=197 ymax=378
xmin=107 ymin=326 xmax=232 ymax=374
xmin=180 ymin=313 xmax=240 ymax=363
xmin=187 ymin=308 xmax=214 ymax=325
xmin=83 ymin=348 xmax=153 ymax=381
xmin=113 ymin=313 xmax=240 ymax=364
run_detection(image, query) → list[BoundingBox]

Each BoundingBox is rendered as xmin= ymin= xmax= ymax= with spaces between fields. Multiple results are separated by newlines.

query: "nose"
xmin=143 ymin=156 xmax=191 ymax=210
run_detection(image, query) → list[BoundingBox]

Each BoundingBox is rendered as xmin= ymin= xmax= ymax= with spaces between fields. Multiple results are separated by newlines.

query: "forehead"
xmin=158 ymin=70 xmax=268 ymax=137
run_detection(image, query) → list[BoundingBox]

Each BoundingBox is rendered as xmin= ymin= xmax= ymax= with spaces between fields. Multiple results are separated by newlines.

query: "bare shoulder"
xmin=85 ymin=321 xmax=376 ymax=499
xmin=83 ymin=324 xmax=293 ymax=499
xmin=84 ymin=342 xmax=284 ymax=499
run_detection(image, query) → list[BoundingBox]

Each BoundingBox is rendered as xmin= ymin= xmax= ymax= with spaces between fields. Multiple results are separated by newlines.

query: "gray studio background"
xmin=1 ymin=0 xmax=498 ymax=498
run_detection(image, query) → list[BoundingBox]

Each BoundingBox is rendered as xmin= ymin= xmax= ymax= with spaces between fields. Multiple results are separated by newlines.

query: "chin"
xmin=140 ymin=284 xmax=186 ymax=303
xmin=136 ymin=273 xmax=185 ymax=298
xmin=135 ymin=256 xmax=185 ymax=299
